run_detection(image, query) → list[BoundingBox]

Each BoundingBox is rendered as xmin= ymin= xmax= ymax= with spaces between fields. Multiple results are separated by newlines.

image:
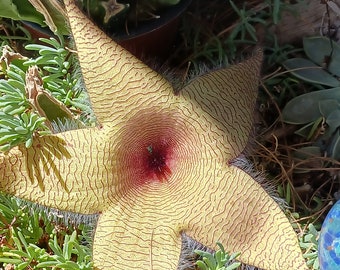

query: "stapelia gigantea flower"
xmin=0 ymin=1 xmax=307 ymax=269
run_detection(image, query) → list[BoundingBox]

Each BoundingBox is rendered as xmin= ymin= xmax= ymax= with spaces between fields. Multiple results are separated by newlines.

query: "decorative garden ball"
xmin=319 ymin=200 xmax=340 ymax=269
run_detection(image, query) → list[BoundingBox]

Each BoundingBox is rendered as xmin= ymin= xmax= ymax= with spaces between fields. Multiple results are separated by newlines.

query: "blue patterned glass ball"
xmin=319 ymin=200 xmax=340 ymax=269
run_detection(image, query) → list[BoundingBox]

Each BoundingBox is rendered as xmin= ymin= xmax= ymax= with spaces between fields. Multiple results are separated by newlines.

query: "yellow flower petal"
xmin=0 ymin=129 xmax=113 ymax=214
xmin=65 ymin=1 xmax=173 ymax=125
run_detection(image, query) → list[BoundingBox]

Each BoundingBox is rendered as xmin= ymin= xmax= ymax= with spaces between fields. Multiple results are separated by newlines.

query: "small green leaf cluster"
xmin=180 ymin=0 xmax=289 ymax=72
xmin=228 ymin=1 xmax=267 ymax=42
xmin=0 ymin=193 xmax=93 ymax=269
xmin=195 ymin=242 xmax=241 ymax=270
xmin=0 ymin=111 xmax=47 ymax=150
xmin=0 ymin=56 xmax=50 ymax=151
xmin=0 ymin=37 xmax=94 ymax=151
xmin=23 ymin=37 xmax=92 ymax=117
xmin=282 ymin=36 xmax=340 ymax=162
xmin=299 ymin=223 xmax=320 ymax=270
xmin=0 ymin=63 xmax=28 ymax=115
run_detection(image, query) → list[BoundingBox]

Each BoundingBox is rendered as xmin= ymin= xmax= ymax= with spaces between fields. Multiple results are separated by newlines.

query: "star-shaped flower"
xmin=0 ymin=1 xmax=307 ymax=269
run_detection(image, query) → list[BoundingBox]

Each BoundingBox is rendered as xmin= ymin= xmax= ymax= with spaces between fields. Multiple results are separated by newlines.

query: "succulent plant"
xmin=0 ymin=36 xmax=92 ymax=151
xmin=0 ymin=0 xmax=68 ymax=35
xmin=282 ymin=36 xmax=340 ymax=162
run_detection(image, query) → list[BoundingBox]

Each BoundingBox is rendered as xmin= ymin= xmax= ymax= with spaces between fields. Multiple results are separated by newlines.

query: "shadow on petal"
xmin=23 ymin=135 xmax=71 ymax=192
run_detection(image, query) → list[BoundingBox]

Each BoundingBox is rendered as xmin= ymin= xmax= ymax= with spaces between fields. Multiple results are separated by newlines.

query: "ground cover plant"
xmin=0 ymin=0 xmax=339 ymax=269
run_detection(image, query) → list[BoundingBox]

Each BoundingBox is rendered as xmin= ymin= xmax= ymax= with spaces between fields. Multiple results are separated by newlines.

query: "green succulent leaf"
xmin=319 ymin=99 xmax=340 ymax=118
xmin=196 ymin=261 xmax=209 ymax=270
xmin=0 ymin=112 xmax=49 ymax=150
xmin=304 ymin=36 xmax=340 ymax=77
xmin=282 ymin=87 xmax=340 ymax=124
xmin=327 ymin=130 xmax=340 ymax=160
xmin=195 ymin=243 xmax=241 ymax=270
xmin=299 ymin=223 xmax=320 ymax=269
xmin=326 ymin=109 xmax=340 ymax=134
xmin=282 ymin=58 xmax=340 ymax=87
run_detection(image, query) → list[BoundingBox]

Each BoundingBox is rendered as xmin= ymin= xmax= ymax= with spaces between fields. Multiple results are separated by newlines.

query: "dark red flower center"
xmin=145 ymin=144 xmax=172 ymax=182
xmin=114 ymin=110 xmax=188 ymax=192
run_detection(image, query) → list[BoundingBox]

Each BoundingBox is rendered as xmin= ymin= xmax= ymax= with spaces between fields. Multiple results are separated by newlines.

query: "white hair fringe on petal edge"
xmin=230 ymin=155 xmax=287 ymax=210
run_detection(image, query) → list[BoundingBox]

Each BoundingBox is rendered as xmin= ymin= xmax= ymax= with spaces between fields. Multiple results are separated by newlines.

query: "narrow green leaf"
xmin=216 ymin=242 xmax=226 ymax=255
xmin=36 ymin=261 xmax=58 ymax=267
xmin=17 ymin=230 xmax=28 ymax=249
xmin=17 ymin=261 xmax=30 ymax=270
xmin=14 ymin=126 xmax=28 ymax=134
xmin=25 ymin=44 xmax=51 ymax=51
xmin=25 ymin=137 xmax=33 ymax=148
xmin=44 ymin=66 xmax=61 ymax=73
xmin=203 ymin=253 xmax=217 ymax=269
xmin=0 ymin=257 xmax=22 ymax=264
xmin=272 ymin=0 xmax=281 ymax=24
xmin=226 ymin=262 xmax=241 ymax=270
xmin=229 ymin=252 xmax=240 ymax=261
xmin=0 ymin=144 xmax=11 ymax=152
xmin=39 ymin=37 xmax=61 ymax=48
xmin=49 ymin=236 xmax=63 ymax=257
xmin=286 ymin=183 xmax=291 ymax=205
xmin=7 ymin=69 xmax=26 ymax=84
xmin=0 ymin=134 xmax=20 ymax=145
xmin=196 ymin=260 xmax=208 ymax=270
xmin=56 ymin=261 xmax=80 ymax=268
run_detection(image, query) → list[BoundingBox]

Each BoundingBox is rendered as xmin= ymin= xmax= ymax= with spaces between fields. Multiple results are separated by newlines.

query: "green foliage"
xmin=195 ymin=242 xmax=241 ymax=270
xmin=0 ymin=193 xmax=93 ymax=269
xmin=0 ymin=37 xmax=94 ymax=151
xmin=180 ymin=0 xmax=289 ymax=73
xmin=0 ymin=19 xmax=32 ymax=46
xmin=228 ymin=1 xmax=266 ymax=42
xmin=0 ymin=0 xmax=69 ymax=36
xmin=0 ymin=54 xmax=50 ymax=151
xmin=24 ymin=38 xmax=84 ymax=109
xmin=282 ymin=37 xmax=340 ymax=87
xmin=283 ymin=58 xmax=340 ymax=87
xmin=0 ymin=112 xmax=47 ymax=150
xmin=282 ymin=36 xmax=340 ymax=161
xmin=0 ymin=0 xmax=45 ymax=25
xmin=0 ymin=60 xmax=29 ymax=114
xmin=299 ymin=223 xmax=320 ymax=270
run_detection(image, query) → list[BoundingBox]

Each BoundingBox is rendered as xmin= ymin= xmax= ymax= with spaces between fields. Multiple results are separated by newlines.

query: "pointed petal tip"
xmin=64 ymin=0 xmax=173 ymax=124
xmin=184 ymin=166 xmax=307 ymax=270
xmin=178 ymin=48 xmax=263 ymax=159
